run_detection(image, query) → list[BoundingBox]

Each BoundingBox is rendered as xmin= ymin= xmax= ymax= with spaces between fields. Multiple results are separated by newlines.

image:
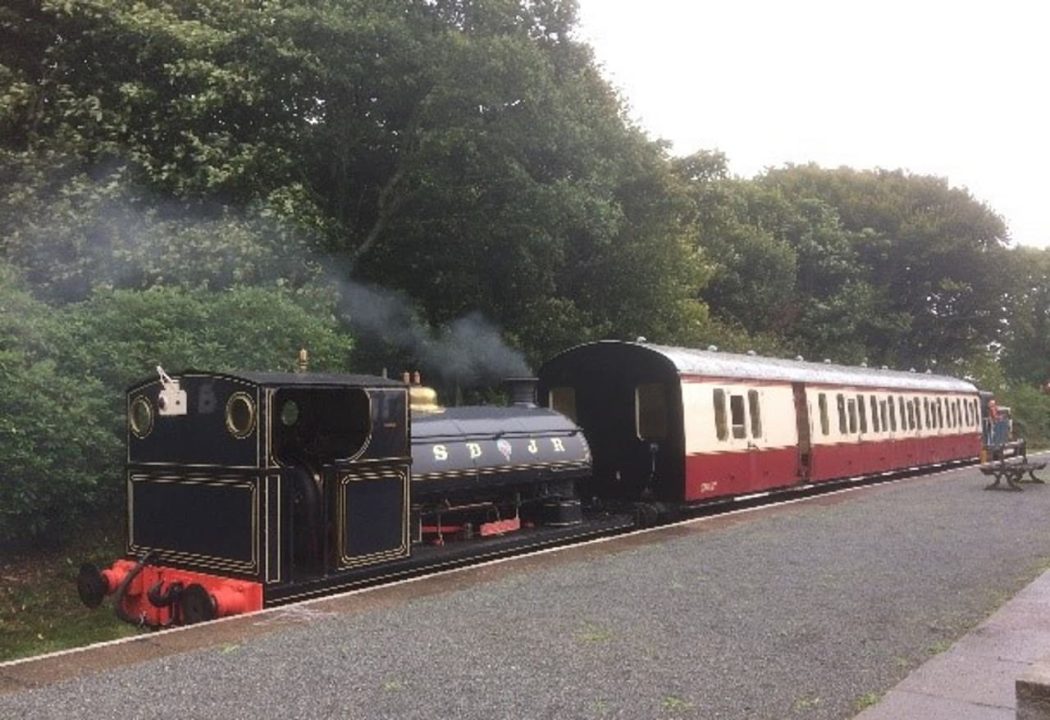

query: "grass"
xmin=853 ymin=691 xmax=881 ymax=712
xmin=576 ymin=622 xmax=613 ymax=643
xmin=794 ymin=695 xmax=822 ymax=711
xmin=660 ymin=695 xmax=695 ymax=713
xmin=0 ymin=522 xmax=143 ymax=663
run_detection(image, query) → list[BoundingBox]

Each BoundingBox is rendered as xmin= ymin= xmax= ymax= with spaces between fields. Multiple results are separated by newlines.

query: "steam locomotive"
xmin=78 ymin=341 xmax=983 ymax=627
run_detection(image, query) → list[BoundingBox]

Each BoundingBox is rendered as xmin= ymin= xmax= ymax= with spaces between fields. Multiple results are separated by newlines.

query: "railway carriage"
xmin=537 ymin=341 xmax=982 ymax=508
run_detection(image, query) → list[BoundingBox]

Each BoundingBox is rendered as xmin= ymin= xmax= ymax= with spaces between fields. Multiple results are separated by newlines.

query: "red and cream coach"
xmin=538 ymin=341 xmax=981 ymax=510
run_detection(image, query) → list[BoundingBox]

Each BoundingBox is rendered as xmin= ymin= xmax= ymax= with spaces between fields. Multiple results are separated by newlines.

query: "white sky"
xmin=574 ymin=0 xmax=1050 ymax=248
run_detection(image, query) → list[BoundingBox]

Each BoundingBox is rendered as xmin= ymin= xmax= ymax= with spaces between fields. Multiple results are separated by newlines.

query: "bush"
xmin=0 ymin=274 xmax=355 ymax=546
xmin=0 ymin=268 xmax=118 ymax=545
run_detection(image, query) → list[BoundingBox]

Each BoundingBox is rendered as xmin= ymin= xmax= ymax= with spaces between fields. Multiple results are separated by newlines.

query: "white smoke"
xmin=339 ymin=280 xmax=530 ymax=385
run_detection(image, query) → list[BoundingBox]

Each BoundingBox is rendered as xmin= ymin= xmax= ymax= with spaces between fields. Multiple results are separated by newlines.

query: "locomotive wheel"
xmin=76 ymin=564 xmax=108 ymax=608
xmin=178 ymin=583 xmax=216 ymax=624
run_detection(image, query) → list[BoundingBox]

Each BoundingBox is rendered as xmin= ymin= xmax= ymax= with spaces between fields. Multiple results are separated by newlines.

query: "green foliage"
xmin=0 ymin=270 xmax=354 ymax=544
xmin=0 ymin=265 xmax=118 ymax=544
xmin=998 ymin=247 xmax=1050 ymax=386
xmin=58 ymin=284 xmax=354 ymax=391
xmin=760 ymin=165 xmax=1010 ymax=367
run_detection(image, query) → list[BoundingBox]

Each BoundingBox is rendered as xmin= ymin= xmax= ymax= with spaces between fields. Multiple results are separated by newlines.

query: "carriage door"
xmin=793 ymin=383 xmax=811 ymax=482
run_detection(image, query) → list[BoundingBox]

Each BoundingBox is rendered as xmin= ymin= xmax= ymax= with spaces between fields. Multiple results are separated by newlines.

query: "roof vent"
xmin=636 ymin=336 xmax=647 ymax=343
xmin=795 ymin=355 xmax=804 ymax=361
xmin=881 ymin=365 xmax=889 ymax=370
xmin=746 ymin=350 xmax=756 ymax=356
xmin=860 ymin=361 xmax=868 ymax=367
xmin=925 ymin=369 xmax=932 ymax=374
xmin=823 ymin=358 xmax=832 ymax=364
xmin=909 ymin=368 xmax=916 ymax=373
xmin=707 ymin=345 xmax=718 ymax=352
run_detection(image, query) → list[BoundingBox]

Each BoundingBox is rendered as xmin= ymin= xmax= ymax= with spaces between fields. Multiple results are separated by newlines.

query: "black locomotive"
xmin=77 ymin=367 xmax=616 ymax=627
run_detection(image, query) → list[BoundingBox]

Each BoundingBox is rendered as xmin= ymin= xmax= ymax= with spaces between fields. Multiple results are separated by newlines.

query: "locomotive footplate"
xmin=264 ymin=512 xmax=634 ymax=605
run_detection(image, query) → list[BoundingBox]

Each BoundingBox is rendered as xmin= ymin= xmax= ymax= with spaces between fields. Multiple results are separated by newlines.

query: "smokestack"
xmin=504 ymin=377 xmax=538 ymax=408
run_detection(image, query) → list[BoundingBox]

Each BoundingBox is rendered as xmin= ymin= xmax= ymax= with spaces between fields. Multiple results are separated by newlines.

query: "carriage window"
xmin=906 ymin=400 xmax=915 ymax=430
xmin=856 ymin=394 xmax=867 ymax=433
xmin=636 ymin=384 xmax=667 ymax=440
xmin=898 ymin=397 xmax=907 ymax=429
xmin=730 ymin=394 xmax=747 ymax=439
xmin=847 ymin=398 xmax=858 ymax=434
xmin=549 ymin=387 xmax=577 ymax=422
xmin=748 ymin=390 xmax=762 ymax=438
xmin=714 ymin=389 xmax=728 ymax=441
xmin=819 ymin=393 xmax=830 ymax=435
xmin=888 ymin=398 xmax=897 ymax=431
xmin=955 ymin=399 xmax=962 ymax=427
xmin=880 ymin=400 xmax=889 ymax=431
xmin=870 ymin=396 xmax=880 ymax=433
xmin=837 ymin=394 xmax=847 ymax=434
xmin=914 ymin=399 xmax=923 ymax=431
xmin=937 ymin=398 xmax=944 ymax=428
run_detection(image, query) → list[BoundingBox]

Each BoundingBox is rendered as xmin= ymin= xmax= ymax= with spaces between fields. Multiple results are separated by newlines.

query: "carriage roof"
xmin=552 ymin=341 xmax=978 ymax=394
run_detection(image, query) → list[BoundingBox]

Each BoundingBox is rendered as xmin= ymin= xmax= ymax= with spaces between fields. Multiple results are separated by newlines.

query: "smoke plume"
xmin=339 ymin=280 xmax=530 ymax=386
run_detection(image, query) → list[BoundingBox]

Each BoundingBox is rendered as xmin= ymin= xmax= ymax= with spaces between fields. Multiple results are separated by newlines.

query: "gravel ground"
xmin=6 ymin=462 xmax=1050 ymax=720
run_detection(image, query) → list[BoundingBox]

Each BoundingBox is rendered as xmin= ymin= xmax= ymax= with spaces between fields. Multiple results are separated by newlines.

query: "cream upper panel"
xmin=682 ymin=380 xmax=797 ymax=454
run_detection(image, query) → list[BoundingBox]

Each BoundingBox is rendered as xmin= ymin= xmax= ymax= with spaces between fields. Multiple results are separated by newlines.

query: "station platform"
xmin=4 ymin=456 xmax=1050 ymax=719
xmin=855 ymin=565 xmax=1050 ymax=719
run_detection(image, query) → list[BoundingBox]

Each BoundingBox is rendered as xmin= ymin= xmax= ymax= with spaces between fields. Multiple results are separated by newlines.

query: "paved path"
xmin=855 ymin=561 xmax=1050 ymax=719
xmin=3 ymin=457 xmax=1050 ymax=719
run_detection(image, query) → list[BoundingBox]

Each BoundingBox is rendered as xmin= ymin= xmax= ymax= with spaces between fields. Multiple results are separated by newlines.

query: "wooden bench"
xmin=981 ymin=458 xmax=1047 ymax=491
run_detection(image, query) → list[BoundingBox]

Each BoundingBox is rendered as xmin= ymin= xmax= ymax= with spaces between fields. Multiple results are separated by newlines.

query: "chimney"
xmin=504 ymin=377 xmax=538 ymax=408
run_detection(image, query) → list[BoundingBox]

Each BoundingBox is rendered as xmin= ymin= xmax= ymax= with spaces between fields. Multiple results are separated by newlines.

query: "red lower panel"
xmin=684 ymin=433 xmax=981 ymax=502
xmin=810 ymin=433 xmax=981 ymax=482
xmin=684 ymin=446 xmax=800 ymax=501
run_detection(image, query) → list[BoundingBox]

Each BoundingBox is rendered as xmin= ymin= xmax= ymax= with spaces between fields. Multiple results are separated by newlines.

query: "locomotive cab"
xmin=79 ymin=369 xmax=410 ymax=626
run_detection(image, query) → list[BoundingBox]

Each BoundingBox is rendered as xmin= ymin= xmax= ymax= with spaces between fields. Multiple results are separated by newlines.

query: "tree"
xmin=760 ymin=165 xmax=1010 ymax=367
xmin=998 ymin=247 xmax=1050 ymax=386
